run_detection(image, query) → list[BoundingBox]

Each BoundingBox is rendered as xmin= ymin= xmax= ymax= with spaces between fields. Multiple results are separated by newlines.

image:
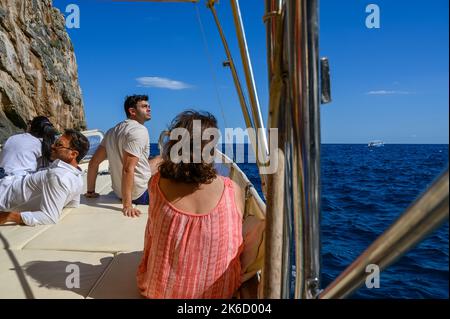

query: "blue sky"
xmin=53 ymin=0 xmax=449 ymax=144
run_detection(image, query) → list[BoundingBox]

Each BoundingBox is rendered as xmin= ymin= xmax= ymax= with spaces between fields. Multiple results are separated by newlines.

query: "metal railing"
xmin=207 ymin=0 xmax=270 ymax=195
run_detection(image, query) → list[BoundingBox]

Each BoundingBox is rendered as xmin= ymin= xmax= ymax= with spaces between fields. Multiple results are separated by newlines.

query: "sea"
xmin=148 ymin=143 xmax=449 ymax=299
xmin=319 ymin=144 xmax=448 ymax=299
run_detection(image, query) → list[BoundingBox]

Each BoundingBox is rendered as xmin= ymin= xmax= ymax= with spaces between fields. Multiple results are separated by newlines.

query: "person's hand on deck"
xmin=122 ymin=205 xmax=141 ymax=218
xmin=0 ymin=211 xmax=23 ymax=225
xmin=0 ymin=212 xmax=8 ymax=225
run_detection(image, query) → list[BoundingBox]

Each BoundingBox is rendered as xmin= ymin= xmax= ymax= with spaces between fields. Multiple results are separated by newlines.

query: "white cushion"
xmin=0 ymin=225 xmax=51 ymax=250
xmin=23 ymin=211 xmax=148 ymax=253
xmin=88 ymin=251 xmax=144 ymax=299
xmin=0 ymin=249 xmax=113 ymax=299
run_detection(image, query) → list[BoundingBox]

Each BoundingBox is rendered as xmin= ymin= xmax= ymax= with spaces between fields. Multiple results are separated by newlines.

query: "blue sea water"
xmin=148 ymin=143 xmax=448 ymax=298
xmin=319 ymin=144 xmax=448 ymax=299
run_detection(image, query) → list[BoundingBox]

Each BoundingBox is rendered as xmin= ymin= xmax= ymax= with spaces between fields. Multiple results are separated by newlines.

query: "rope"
xmin=193 ymin=3 xmax=233 ymax=159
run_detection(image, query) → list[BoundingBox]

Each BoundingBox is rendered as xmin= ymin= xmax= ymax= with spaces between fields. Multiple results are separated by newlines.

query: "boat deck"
xmin=0 ymin=161 xmax=146 ymax=298
xmin=0 ymin=158 xmax=266 ymax=299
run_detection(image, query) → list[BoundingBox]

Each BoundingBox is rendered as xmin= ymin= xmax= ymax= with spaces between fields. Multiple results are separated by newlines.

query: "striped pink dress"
xmin=137 ymin=173 xmax=244 ymax=299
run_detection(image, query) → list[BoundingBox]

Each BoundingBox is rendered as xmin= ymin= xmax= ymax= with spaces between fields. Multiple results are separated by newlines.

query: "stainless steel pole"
xmin=230 ymin=0 xmax=269 ymax=160
xmin=207 ymin=1 xmax=254 ymax=136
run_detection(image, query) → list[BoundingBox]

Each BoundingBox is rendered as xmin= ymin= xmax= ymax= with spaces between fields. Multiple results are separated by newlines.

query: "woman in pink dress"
xmin=137 ymin=110 xmax=245 ymax=299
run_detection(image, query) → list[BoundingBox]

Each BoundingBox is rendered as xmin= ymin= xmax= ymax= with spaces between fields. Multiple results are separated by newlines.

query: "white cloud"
xmin=366 ymin=90 xmax=413 ymax=95
xmin=136 ymin=77 xmax=193 ymax=90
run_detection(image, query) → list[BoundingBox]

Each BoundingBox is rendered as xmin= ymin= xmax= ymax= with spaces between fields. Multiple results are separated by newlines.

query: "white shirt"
xmin=0 ymin=133 xmax=42 ymax=175
xmin=0 ymin=159 xmax=83 ymax=226
xmin=101 ymin=119 xmax=151 ymax=200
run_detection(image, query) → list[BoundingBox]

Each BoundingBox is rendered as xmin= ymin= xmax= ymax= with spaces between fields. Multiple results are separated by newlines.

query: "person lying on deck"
xmin=0 ymin=130 xmax=90 ymax=226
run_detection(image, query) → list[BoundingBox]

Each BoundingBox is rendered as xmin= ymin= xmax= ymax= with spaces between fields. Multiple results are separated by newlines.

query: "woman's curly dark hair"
xmin=159 ymin=110 xmax=218 ymax=184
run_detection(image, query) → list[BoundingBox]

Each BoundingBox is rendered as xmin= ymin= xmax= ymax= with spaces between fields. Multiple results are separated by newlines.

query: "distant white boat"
xmin=368 ymin=140 xmax=384 ymax=147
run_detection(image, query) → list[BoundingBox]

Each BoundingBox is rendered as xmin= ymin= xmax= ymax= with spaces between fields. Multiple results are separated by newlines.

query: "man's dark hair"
xmin=64 ymin=129 xmax=90 ymax=163
xmin=124 ymin=95 xmax=148 ymax=118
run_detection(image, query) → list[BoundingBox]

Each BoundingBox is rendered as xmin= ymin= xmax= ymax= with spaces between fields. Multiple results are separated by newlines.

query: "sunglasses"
xmin=53 ymin=141 xmax=74 ymax=151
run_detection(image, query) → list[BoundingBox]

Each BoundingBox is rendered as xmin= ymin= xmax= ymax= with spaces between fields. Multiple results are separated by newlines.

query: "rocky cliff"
xmin=0 ymin=0 xmax=85 ymax=143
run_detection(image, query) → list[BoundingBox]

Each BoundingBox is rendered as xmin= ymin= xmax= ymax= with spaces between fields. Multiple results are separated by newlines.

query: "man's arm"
xmin=19 ymin=175 xmax=72 ymax=226
xmin=121 ymin=151 xmax=141 ymax=218
xmin=85 ymin=145 xmax=107 ymax=198
xmin=0 ymin=211 xmax=23 ymax=225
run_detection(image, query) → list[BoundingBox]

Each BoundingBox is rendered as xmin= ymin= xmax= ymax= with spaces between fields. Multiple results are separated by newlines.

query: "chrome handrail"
xmin=230 ymin=0 xmax=269 ymax=160
xmin=207 ymin=0 xmax=255 ymax=137
xmin=319 ymin=169 xmax=449 ymax=299
xmin=207 ymin=0 xmax=269 ymax=196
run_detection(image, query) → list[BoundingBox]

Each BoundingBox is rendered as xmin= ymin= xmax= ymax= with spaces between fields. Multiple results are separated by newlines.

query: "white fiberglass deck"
xmin=0 ymin=158 xmax=266 ymax=299
xmin=0 ymin=161 xmax=146 ymax=299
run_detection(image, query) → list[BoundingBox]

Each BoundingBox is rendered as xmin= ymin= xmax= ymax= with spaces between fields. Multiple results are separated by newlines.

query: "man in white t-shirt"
xmin=0 ymin=130 xmax=90 ymax=226
xmin=85 ymin=95 xmax=162 ymax=217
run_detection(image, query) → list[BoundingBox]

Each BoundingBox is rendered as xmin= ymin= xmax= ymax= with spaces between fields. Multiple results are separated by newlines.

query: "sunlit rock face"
xmin=0 ymin=0 xmax=85 ymax=143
